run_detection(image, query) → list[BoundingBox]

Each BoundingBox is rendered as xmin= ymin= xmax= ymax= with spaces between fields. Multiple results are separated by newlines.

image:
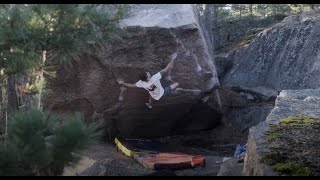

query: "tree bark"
xmin=213 ymin=4 xmax=219 ymax=20
xmin=0 ymin=80 xmax=2 ymax=106
xmin=38 ymin=50 xmax=46 ymax=109
xmin=7 ymin=75 xmax=19 ymax=114
xmin=0 ymin=79 xmax=3 ymax=135
xmin=16 ymin=75 xmax=32 ymax=110
xmin=310 ymin=4 xmax=315 ymax=11
xmin=212 ymin=4 xmax=220 ymax=50
xmin=5 ymin=75 xmax=18 ymax=140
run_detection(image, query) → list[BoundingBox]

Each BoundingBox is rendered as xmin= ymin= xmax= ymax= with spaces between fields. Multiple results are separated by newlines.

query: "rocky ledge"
xmin=243 ymin=89 xmax=320 ymax=176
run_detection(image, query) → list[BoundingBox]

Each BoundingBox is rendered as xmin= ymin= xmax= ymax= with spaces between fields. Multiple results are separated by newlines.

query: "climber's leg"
xmin=145 ymin=95 xmax=154 ymax=109
xmin=163 ymin=82 xmax=179 ymax=96
xmin=170 ymin=82 xmax=179 ymax=90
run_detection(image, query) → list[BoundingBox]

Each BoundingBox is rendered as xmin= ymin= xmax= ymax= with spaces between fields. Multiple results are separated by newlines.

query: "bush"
xmin=0 ymin=108 xmax=102 ymax=176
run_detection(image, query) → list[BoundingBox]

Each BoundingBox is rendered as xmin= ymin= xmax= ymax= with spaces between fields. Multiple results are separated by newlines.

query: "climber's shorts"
xmin=163 ymin=86 xmax=172 ymax=96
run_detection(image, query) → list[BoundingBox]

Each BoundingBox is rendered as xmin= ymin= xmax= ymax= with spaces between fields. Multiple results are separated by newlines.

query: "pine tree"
xmin=0 ymin=6 xmax=122 ymax=171
xmin=0 ymin=108 xmax=102 ymax=176
xmin=0 ymin=4 xmax=124 ymax=140
xmin=0 ymin=4 xmax=124 ymax=112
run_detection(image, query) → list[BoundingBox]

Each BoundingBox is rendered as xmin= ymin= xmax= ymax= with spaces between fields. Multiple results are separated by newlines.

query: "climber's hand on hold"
xmin=118 ymin=80 xmax=124 ymax=85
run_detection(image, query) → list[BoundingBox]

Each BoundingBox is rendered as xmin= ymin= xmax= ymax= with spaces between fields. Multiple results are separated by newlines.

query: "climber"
xmin=118 ymin=53 xmax=179 ymax=109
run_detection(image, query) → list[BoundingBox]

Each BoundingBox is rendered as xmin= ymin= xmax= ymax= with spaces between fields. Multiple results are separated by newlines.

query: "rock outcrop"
xmin=208 ymin=87 xmax=274 ymax=133
xmin=219 ymin=13 xmax=320 ymax=92
xmin=213 ymin=14 xmax=286 ymax=51
xmin=217 ymin=157 xmax=244 ymax=176
xmin=44 ymin=4 xmax=221 ymax=138
xmin=243 ymin=89 xmax=320 ymax=176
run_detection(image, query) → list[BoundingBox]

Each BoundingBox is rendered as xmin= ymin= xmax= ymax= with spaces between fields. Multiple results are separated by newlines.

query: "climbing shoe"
xmin=145 ymin=103 xmax=153 ymax=109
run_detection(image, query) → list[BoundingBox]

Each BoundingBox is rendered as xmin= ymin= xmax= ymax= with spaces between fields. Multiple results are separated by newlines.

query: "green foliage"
xmin=267 ymin=4 xmax=292 ymax=16
xmin=267 ymin=115 xmax=320 ymax=143
xmin=214 ymin=4 xmax=319 ymax=23
xmin=0 ymin=52 xmax=39 ymax=75
xmin=0 ymin=4 xmax=124 ymax=77
xmin=0 ymin=108 xmax=102 ymax=176
xmin=0 ymin=5 xmax=41 ymax=75
xmin=27 ymin=4 xmax=123 ymax=66
xmin=273 ymin=163 xmax=311 ymax=176
xmin=8 ymin=108 xmax=56 ymax=174
xmin=280 ymin=115 xmax=320 ymax=125
xmin=0 ymin=4 xmax=125 ymax=112
xmin=0 ymin=143 xmax=24 ymax=176
xmin=230 ymin=4 xmax=247 ymax=17
xmin=262 ymin=152 xmax=285 ymax=165
xmin=51 ymin=112 xmax=102 ymax=174
xmin=266 ymin=125 xmax=280 ymax=142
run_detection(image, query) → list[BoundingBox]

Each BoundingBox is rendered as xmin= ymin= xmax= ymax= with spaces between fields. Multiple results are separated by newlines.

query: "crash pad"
xmin=115 ymin=137 xmax=205 ymax=170
xmin=133 ymin=152 xmax=205 ymax=170
xmin=114 ymin=137 xmax=174 ymax=157
xmin=115 ymin=137 xmax=139 ymax=157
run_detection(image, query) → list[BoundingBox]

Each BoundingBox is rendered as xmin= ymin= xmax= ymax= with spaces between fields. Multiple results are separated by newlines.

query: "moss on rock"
xmin=273 ymin=163 xmax=311 ymax=176
xmin=280 ymin=115 xmax=320 ymax=125
xmin=263 ymin=115 xmax=320 ymax=176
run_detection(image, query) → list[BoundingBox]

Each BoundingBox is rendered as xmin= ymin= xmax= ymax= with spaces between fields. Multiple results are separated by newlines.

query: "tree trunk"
xmin=0 ymin=80 xmax=2 ymax=106
xmin=213 ymin=4 xmax=219 ymax=20
xmin=16 ymin=75 xmax=31 ymax=110
xmin=240 ymin=8 xmax=242 ymax=18
xmin=212 ymin=4 xmax=220 ymax=50
xmin=0 ymin=79 xmax=3 ymax=136
xmin=38 ymin=50 xmax=46 ymax=109
xmin=249 ymin=4 xmax=253 ymax=16
xmin=7 ymin=75 xmax=19 ymax=114
xmin=310 ymin=4 xmax=315 ymax=11
xmin=5 ymin=75 xmax=18 ymax=141
xmin=299 ymin=5 xmax=303 ymax=13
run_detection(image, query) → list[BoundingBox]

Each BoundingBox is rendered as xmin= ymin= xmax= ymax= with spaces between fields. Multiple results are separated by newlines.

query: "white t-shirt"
xmin=135 ymin=72 xmax=164 ymax=100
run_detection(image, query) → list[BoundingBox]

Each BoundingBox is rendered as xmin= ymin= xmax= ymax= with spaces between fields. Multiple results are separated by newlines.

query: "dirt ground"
xmin=79 ymin=123 xmax=247 ymax=176
xmin=157 ymin=123 xmax=248 ymax=156
xmin=80 ymin=142 xmax=155 ymax=176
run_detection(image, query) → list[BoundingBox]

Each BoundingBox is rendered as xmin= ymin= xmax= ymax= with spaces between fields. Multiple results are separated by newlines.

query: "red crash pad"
xmin=133 ymin=152 xmax=205 ymax=170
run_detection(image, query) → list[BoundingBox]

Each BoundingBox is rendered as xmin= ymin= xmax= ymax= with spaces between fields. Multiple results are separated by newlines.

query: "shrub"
xmin=0 ymin=108 xmax=102 ymax=176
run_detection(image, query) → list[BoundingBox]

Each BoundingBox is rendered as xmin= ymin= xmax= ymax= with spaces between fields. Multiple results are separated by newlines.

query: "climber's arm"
xmin=160 ymin=53 xmax=177 ymax=76
xmin=160 ymin=58 xmax=176 ymax=76
xmin=118 ymin=81 xmax=137 ymax=88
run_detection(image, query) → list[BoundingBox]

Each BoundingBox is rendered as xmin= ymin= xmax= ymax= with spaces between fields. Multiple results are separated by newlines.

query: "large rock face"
xmin=243 ymin=89 xmax=320 ymax=176
xmin=44 ymin=4 xmax=221 ymax=138
xmin=219 ymin=13 xmax=320 ymax=91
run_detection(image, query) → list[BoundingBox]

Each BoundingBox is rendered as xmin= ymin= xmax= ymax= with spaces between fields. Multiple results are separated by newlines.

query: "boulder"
xmin=225 ymin=105 xmax=274 ymax=133
xmin=205 ymin=87 xmax=273 ymax=133
xmin=44 ymin=4 xmax=221 ymax=138
xmin=217 ymin=157 xmax=244 ymax=176
xmin=219 ymin=14 xmax=320 ymax=91
xmin=243 ymin=89 xmax=320 ymax=176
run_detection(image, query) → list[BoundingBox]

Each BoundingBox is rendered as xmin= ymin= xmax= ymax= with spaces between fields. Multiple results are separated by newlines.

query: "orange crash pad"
xmin=133 ymin=152 xmax=205 ymax=170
